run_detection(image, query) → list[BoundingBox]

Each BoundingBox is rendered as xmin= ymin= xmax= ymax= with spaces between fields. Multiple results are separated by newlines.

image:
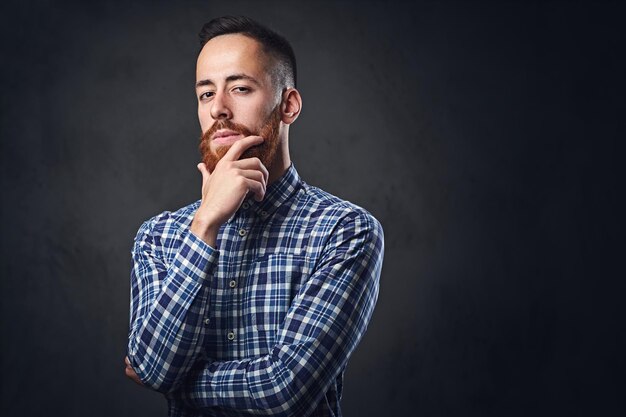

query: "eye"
xmin=232 ymin=86 xmax=251 ymax=94
xmin=199 ymin=91 xmax=214 ymax=100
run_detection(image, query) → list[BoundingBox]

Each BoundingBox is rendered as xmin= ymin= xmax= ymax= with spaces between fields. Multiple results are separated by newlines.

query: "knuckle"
xmin=235 ymin=176 xmax=247 ymax=187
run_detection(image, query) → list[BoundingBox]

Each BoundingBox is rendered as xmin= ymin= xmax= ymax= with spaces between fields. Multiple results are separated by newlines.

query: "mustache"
xmin=201 ymin=119 xmax=255 ymax=143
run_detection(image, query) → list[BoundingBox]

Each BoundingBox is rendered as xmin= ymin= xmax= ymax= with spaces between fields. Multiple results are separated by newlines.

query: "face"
xmin=195 ymin=34 xmax=282 ymax=172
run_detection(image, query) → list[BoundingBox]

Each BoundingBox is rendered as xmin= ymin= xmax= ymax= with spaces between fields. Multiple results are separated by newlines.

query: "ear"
xmin=280 ymin=88 xmax=302 ymax=125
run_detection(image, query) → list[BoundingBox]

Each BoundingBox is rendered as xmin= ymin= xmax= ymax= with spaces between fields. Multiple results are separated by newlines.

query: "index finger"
xmin=221 ymin=135 xmax=264 ymax=162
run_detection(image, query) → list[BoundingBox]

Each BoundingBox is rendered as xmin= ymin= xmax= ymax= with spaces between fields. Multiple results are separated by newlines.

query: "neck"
xmin=267 ymin=148 xmax=291 ymax=184
xmin=267 ymin=129 xmax=291 ymax=184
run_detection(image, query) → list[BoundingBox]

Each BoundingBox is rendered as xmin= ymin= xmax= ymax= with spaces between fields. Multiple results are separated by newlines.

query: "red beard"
xmin=198 ymin=107 xmax=282 ymax=172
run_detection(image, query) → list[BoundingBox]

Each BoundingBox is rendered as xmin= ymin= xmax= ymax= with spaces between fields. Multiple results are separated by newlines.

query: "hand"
xmin=191 ymin=135 xmax=269 ymax=246
xmin=124 ymin=356 xmax=144 ymax=386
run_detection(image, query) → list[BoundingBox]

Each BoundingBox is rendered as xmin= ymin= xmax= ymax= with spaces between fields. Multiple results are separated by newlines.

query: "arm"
xmin=127 ymin=136 xmax=269 ymax=393
xmin=174 ymin=212 xmax=384 ymax=416
xmin=127 ymin=216 xmax=218 ymax=393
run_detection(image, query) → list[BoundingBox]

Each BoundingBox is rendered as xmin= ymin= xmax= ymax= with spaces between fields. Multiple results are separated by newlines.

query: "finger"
xmin=124 ymin=356 xmax=131 ymax=366
xmin=197 ymin=162 xmax=211 ymax=190
xmin=126 ymin=367 xmax=143 ymax=385
xmin=243 ymin=178 xmax=266 ymax=202
xmin=222 ymin=135 xmax=264 ymax=162
xmin=231 ymin=157 xmax=269 ymax=184
xmin=238 ymin=169 xmax=267 ymax=188
xmin=125 ymin=365 xmax=140 ymax=381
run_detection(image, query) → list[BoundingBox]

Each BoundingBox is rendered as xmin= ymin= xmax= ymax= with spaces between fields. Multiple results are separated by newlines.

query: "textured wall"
xmin=0 ymin=1 xmax=623 ymax=416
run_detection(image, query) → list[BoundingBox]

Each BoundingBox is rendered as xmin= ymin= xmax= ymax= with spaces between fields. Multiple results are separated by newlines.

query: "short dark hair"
xmin=198 ymin=16 xmax=297 ymax=90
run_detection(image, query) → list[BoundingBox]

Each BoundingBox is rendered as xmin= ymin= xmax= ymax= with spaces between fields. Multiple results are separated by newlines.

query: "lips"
xmin=212 ymin=129 xmax=244 ymax=146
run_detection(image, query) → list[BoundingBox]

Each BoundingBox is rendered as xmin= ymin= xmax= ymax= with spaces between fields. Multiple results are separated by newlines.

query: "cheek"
xmin=252 ymin=104 xmax=277 ymax=130
xmin=198 ymin=107 xmax=211 ymax=132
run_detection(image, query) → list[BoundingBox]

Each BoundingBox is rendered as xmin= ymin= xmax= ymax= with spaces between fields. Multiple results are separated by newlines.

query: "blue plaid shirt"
xmin=127 ymin=164 xmax=384 ymax=416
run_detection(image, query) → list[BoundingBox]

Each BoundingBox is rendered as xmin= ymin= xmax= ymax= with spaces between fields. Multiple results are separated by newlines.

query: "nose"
xmin=210 ymin=91 xmax=232 ymax=120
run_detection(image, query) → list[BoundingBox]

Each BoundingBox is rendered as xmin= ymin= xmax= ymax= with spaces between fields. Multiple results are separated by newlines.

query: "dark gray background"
xmin=1 ymin=0 xmax=623 ymax=416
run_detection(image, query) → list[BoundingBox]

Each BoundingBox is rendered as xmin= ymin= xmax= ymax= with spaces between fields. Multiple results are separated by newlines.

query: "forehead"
xmin=196 ymin=34 xmax=271 ymax=83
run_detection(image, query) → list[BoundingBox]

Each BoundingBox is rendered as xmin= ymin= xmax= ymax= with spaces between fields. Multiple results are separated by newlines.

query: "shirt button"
xmin=204 ymin=318 xmax=210 ymax=325
xmin=260 ymin=210 xmax=268 ymax=219
xmin=227 ymin=331 xmax=235 ymax=341
xmin=242 ymin=202 xmax=250 ymax=210
xmin=238 ymin=228 xmax=247 ymax=237
xmin=229 ymin=280 xmax=237 ymax=288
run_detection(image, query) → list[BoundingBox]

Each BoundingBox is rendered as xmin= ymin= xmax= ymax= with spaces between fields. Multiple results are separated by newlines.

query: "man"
xmin=125 ymin=16 xmax=384 ymax=417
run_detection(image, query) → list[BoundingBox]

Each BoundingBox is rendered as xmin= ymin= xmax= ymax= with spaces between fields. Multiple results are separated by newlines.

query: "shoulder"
xmin=297 ymin=182 xmax=384 ymax=242
xmin=292 ymin=183 xmax=384 ymax=277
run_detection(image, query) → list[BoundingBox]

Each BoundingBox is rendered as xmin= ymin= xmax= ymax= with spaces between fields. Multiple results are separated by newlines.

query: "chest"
xmin=205 ymin=215 xmax=320 ymax=359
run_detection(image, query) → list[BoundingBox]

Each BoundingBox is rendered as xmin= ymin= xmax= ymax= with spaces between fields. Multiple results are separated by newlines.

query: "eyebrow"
xmin=195 ymin=73 xmax=261 ymax=89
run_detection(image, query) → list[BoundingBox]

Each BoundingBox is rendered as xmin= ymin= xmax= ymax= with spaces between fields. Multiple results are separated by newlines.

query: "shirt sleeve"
xmin=127 ymin=213 xmax=219 ymax=393
xmin=173 ymin=211 xmax=384 ymax=416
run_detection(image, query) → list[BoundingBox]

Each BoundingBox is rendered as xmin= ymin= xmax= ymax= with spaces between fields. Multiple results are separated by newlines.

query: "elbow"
xmin=250 ymin=398 xmax=301 ymax=417
xmin=256 ymin=391 xmax=309 ymax=417
xmin=274 ymin=399 xmax=307 ymax=417
xmin=147 ymin=374 xmax=178 ymax=395
xmin=126 ymin=345 xmax=183 ymax=394
xmin=247 ymin=361 xmax=312 ymax=417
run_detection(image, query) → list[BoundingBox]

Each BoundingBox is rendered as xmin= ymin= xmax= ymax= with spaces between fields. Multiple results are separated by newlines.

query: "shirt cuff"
xmin=171 ymin=231 xmax=219 ymax=283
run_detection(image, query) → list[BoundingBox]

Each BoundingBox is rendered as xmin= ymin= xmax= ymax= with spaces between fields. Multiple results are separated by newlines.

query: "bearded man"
xmin=125 ymin=16 xmax=384 ymax=417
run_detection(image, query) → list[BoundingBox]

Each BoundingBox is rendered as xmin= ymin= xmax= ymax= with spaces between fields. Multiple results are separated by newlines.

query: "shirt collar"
xmin=238 ymin=163 xmax=302 ymax=221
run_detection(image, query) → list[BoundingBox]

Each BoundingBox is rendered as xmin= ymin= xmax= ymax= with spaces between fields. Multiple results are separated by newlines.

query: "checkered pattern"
xmin=128 ymin=165 xmax=384 ymax=417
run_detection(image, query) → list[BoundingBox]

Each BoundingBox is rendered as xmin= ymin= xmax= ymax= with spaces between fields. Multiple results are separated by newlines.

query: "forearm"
xmin=128 ymin=226 xmax=218 ymax=393
xmin=174 ymin=219 xmax=383 ymax=415
xmin=176 ymin=350 xmax=301 ymax=416
xmin=175 ymin=284 xmax=377 ymax=416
